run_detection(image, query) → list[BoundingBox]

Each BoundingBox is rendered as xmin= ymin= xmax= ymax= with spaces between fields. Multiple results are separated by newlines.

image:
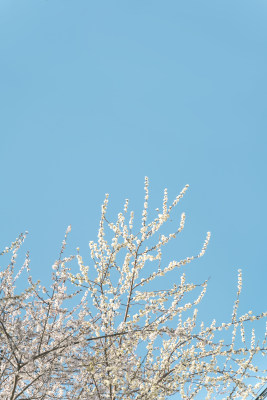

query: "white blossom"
xmin=0 ymin=180 xmax=266 ymax=399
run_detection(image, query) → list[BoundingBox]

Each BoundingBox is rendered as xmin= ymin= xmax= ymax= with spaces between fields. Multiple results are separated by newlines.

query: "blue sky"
xmin=0 ymin=0 xmax=266 ymax=361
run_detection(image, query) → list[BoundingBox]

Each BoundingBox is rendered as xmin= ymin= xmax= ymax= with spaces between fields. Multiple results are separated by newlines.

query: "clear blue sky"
xmin=0 ymin=0 xmax=266 ymax=358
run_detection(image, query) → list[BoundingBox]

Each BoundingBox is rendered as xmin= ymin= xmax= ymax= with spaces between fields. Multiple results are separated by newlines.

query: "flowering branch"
xmin=0 ymin=178 xmax=266 ymax=399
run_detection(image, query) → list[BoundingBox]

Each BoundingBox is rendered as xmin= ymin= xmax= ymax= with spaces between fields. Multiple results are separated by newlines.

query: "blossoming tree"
xmin=0 ymin=178 xmax=266 ymax=399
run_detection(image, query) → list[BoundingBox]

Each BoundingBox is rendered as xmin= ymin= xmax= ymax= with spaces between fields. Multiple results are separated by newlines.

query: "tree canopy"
xmin=0 ymin=179 xmax=266 ymax=399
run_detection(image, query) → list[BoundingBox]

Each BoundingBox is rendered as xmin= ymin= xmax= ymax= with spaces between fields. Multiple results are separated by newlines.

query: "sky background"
xmin=0 ymin=0 xmax=266 ymax=373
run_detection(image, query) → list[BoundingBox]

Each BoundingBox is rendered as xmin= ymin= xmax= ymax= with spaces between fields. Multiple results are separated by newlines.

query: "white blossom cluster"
xmin=0 ymin=179 xmax=266 ymax=399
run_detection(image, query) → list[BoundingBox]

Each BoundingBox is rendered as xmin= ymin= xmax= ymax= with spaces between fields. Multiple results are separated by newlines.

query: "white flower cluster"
xmin=0 ymin=178 xmax=266 ymax=399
